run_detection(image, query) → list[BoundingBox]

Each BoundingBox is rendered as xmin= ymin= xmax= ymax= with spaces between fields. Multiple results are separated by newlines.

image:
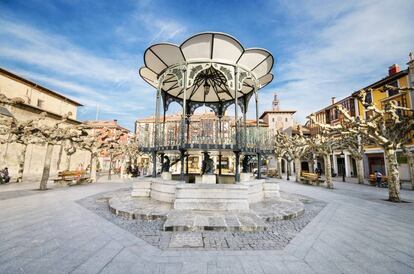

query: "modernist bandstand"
xmin=138 ymin=32 xmax=275 ymax=182
xmin=128 ymin=33 xmax=291 ymax=228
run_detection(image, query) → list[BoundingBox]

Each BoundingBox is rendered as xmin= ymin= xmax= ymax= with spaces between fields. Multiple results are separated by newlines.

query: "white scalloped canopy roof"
xmin=139 ymin=32 xmax=274 ymax=103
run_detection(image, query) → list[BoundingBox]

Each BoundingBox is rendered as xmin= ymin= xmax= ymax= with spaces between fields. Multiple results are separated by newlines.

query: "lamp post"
xmin=340 ymin=150 xmax=345 ymax=182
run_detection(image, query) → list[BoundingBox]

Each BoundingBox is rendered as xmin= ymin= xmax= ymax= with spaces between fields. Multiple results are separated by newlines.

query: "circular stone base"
xmin=108 ymin=189 xmax=304 ymax=232
xmin=109 ymin=190 xmax=171 ymax=220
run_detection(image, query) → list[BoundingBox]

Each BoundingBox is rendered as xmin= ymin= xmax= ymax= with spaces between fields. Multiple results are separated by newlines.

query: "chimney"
xmin=331 ymin=97 xmax=336 ymax=105
xmin=388 ymin=64 xmax=400 ymax=76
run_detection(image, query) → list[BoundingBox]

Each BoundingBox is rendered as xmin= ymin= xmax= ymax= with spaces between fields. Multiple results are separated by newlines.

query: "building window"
xmin=365 ymin=91 xmax=372 ymax=104
xmin=37 ymin=99 xmax=44 ymax=108
xmin=285 ymin=118 xmax=288 ymax=122
xmin=272 ymin=118 xmax=274 ymax=122
xmin=386 ymin=80 xmax=399 ymax=97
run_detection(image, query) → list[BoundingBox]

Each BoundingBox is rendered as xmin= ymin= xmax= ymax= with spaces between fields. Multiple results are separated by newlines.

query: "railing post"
xmin=180 ymin=67 xmax=187 ymax=181
xmin=152 ymin=150 xmax=157 ymax=178
xmin=235 ymin=151 xmax=240 ymax=182
xmin=254 ymin=82 xmax=262 ymax=179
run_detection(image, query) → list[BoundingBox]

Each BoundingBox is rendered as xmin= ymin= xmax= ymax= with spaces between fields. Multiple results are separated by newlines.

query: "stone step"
xmin=163 ymin=210 xmax=268 ymax=232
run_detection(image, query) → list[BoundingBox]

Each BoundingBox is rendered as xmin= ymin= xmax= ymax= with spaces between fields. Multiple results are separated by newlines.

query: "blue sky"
xmin=1 ymin=0 xmax=413 ymax=130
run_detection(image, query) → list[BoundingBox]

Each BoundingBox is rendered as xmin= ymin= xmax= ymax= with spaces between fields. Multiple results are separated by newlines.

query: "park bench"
xmin=300 ymin=171 xmax=320 ymax=185
xmin=369 ymin=174 xmax=388 ymax=187
xmin=267 ymin=169 xmax=278 ymax=178
xmin=53 ymin=170 xmax=91 ymax=186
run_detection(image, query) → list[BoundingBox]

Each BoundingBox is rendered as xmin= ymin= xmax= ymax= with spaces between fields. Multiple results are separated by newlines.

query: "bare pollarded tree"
xmin=342 ymin=88 xmax=413 ymax=202
xmin=311 ymin=86 xmax=414 ymax=202
xmin=37 ymin=113 xmax=84 ymax=190
xmin=310 ymin=113 xmax=367 ymax=185
xmin=337 ymin=132 xmax=366 ymax=184
xmin=118 ymin=136 xmax=139 ymax=178
xmin=74 ymin=125 xmax=129 ymax=182
xmin=274 ymin=129 xmax=311 ymax=182
xmin=308 ymin=132 xmax=337 ymax=189
xmin=274 ymin=131 xmax=288 ymax=179
xmin=0 ymin=114 xmax=48 ymax=183
xmin=0 ymin=94 xmax=49 ymax=183
xmin=282 ymin=127 xmax=310 ymax=182
xmin=75 ymin=126 xmax=110 ymax=183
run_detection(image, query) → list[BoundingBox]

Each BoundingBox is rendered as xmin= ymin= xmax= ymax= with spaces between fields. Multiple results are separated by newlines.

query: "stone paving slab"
xmin=169 ymin=232 xmax=204 ymax=248
xmin=251 ymin=192 xmax=305 ymax=221
xmin=164 ymin=210 xmax=268 ymax=232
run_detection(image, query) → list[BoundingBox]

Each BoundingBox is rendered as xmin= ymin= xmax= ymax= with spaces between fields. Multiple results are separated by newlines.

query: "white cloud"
xmin=269 ymin=0 xmax=414 ymax=123
xmin=0 ymin=16 xmax=159 ymax=130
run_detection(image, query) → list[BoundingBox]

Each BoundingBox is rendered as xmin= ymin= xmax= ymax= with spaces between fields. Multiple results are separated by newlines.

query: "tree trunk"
xmin=39 ymin=143 xmax=54 ymax=190
xmin=108 ymin=155 xmax=112 ymax=180
xmin=90 ymin=154 xmax=97 ymax=183
xmin=276 ymin=156 xmax=282 ymax=179
xmin=294 ymin=157 xmax=301 ymax=182
xmin=287 ymin=160 xmax=292 ymax=180
xmin=356 ymin=158 xmax=364 ymax=184
xmin=16 ymin=144 xmax=28 ymax=183
xmin=120 ymin=158 xmax=126 ymax=178
xmin=308 ymin=161 xmax=314 ymax=173
xmin=56 ymin=144 xmax=64 ymax=171
xmin=1 ymin=134 xmax=11 ymax=167
xmin=323 ymin=154 xmax=333 ymax=188
xmin=65 ymin=153 xmax=72 ymax=171
xmin=406 ymin=153 xmax=414 ymax=190
xmin=385 ymin=148 xmax=400 ymax=202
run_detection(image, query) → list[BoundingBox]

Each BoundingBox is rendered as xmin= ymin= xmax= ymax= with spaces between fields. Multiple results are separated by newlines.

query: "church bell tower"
xmin=272 ymin=93 xmax=280 ymax=111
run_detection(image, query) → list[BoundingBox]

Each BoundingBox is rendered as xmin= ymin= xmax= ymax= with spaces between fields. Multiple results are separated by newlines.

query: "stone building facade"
xmin=0 ymin=67 xmax=90 ymax=182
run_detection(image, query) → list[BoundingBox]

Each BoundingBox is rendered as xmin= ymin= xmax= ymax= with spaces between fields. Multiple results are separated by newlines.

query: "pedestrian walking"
xmin=374 ymin=170 xmax=382 ymax=187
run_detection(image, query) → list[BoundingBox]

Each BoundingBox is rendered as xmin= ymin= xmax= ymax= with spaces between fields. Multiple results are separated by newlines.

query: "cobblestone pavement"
xmin=77 ymin=189 xmax=322 ymax=250
xmin=1 ymin=180 xmax=414 ymax=273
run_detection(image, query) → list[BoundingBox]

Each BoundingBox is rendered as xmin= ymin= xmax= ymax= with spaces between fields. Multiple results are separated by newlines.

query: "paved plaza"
xmin=1 ymin=179 xmax=414 ymax=273
xmin=79 ymin=188 xmax=321 ymax=250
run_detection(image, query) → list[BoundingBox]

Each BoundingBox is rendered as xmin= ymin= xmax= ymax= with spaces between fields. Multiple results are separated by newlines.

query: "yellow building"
xmin=308 ymin=54 xmax=414 ymax=181
xmin=353 ymin=62 xmax=413 ymax=179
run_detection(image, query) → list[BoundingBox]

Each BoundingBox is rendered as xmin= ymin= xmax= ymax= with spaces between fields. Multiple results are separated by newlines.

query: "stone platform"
xmin=108 ymin=189 xmax=304 ymax=231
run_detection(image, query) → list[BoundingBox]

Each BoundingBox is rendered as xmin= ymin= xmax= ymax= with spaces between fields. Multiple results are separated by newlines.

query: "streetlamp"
xmin=340 ymin=150 xmax=345 ymax=182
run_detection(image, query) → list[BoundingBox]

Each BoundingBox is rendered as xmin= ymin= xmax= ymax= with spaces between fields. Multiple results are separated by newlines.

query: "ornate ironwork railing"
xmin=136 ymin=120 xmax=274 ymax=152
